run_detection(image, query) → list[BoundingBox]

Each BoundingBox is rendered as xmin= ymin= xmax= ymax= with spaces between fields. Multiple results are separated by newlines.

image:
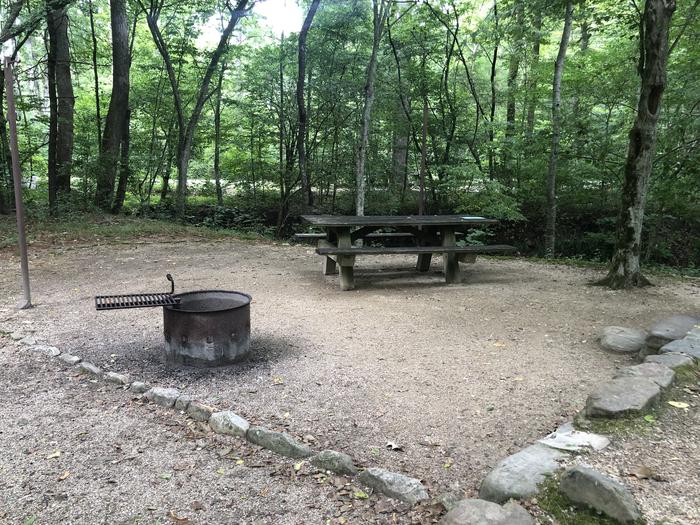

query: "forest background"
xmin=0 ymin=0 xmax=698 ymax=273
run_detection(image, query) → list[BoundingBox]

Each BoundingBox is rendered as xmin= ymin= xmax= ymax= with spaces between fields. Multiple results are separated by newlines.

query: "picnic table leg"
xmin=442 ymin=228 xmax=461 ymax=284
xmin=416 ymin=254 xmax=432 ymax=272
xmin=322 ymin=256 xmax=337 ymax=275
xmin=337 ymin=228 xmax=355 ymax=291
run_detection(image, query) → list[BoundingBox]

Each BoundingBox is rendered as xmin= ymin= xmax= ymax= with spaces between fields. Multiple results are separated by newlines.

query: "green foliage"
xmin=0 ymin=0 xmax=697 ymax=269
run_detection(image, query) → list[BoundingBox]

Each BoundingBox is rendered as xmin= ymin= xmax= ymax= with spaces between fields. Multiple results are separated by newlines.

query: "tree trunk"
xmin=47 ymin=5 xmax=74 ymax=201
xmin=598 ymin=0 xmax=676 ymax=289
xmin=143 ymin=0 xmax=249 ymax=217
xmin=355 ymin=0 xmax=389 ymax=216
xmin=214 ymin=62 xmax=225 ymax=206
xmin=525 ymin=10 xmax=542 ymax=138
xmin=296 ymin=0 xmax=320 ymax=208
xmin=391 ymin=93 xmax=409 ymax=189
xmin=487 ymin=0 xmax=499 ymax=181
xmin=111 ymin=109 xmax=131 ymax=214
xmin=419 ymin=97 xmax=427 ymax=215
xmin=0 ymin=66 xmax=11 ymax=214
xmin=95 ymin=0 xmax=129 ymax=210
xmin=544 ymin=0 xmax=573 ymax=257
xmin=88 ymin=0 xmax=102 ymax=151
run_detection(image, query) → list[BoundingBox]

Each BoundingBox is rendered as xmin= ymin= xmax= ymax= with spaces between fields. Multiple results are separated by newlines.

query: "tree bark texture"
xmin=214 ymin=62 xmax=225 ymax=206
xmin=111 ymin=108 xmax=131 ymax=214
xmin=46 ymin=5 xmax=74 ymax=202
xmin=88 ymin=0 xmax=102 ymax=150
xmin=525 ymin=10 xmax=542 ymax=139
xmin=296 ymin=0 xmax=320 ymax=208
xmin=355 ymin=0 xmax=389 ymax=216
xmin=544 ymin=0 xmax=573 ymax=257
xmin=599 ymin=0 xmax=676 ymax=288
xmin=95 ymin=0 xmax=130 ymax=209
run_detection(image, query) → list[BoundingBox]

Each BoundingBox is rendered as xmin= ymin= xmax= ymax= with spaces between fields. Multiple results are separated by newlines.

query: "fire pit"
xmin=95 ymin=277 xmax=252 ymax=367
xmin=163 ymin=290 xmax=252 ymax=367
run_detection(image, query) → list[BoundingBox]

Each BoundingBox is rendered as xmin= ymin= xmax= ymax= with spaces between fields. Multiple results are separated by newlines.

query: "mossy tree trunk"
xmin=598 ymin=0 xmax=676 ymax=289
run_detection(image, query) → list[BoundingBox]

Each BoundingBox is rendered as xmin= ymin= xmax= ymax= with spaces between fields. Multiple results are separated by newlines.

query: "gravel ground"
xmin=1 ymin=237 xmax=699 ymax=524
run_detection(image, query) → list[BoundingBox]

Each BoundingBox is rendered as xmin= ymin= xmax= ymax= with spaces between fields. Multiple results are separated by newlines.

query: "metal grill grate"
xmin=95 ymin=274 xmax=180 ymax=311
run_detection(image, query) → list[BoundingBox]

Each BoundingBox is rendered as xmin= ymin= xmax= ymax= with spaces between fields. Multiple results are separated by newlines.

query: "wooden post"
xmin=4 ymin=57 xmax=32 ymax=309
xmin=442 ymin=227 xmax=460 ymax=284
xmin=337 ymin=228 xmax=355 ymax=291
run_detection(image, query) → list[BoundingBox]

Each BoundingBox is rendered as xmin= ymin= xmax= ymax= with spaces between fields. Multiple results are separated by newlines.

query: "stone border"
xmin=9 ymin=318 xmax=699 ymax=524
xmin=467 ymin=318 xmax=699 ymax=524
xmin=12 ymin=336 xmax=429 ymax=506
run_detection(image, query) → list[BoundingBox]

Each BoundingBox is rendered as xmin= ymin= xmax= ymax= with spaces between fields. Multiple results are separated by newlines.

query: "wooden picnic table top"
xmin=300 ymin=214 xmax=498 ymax=228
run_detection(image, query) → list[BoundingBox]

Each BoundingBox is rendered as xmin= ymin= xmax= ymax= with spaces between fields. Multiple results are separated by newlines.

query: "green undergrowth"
xmin=575 ymin=364 xmax=699 ymax=437
xmin=537 ymin=476 xmax=646 ymax=525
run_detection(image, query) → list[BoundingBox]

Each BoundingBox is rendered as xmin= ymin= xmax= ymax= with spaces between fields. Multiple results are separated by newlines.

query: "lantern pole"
xmin=4 ymin=56 xmax=32 ymax=309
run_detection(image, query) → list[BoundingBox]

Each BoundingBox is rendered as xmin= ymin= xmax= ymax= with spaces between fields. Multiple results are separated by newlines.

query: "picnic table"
xmin=300 ymin=214 xmax=515 ymax=290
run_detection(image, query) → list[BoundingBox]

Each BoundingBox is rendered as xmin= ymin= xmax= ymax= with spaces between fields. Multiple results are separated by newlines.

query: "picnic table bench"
xmin=301 ymin=215 xmax=515 ymax=290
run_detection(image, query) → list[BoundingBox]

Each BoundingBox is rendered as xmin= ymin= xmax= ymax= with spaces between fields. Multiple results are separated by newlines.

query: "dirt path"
xmin=1 ymin=239 xmax=698 ymax=523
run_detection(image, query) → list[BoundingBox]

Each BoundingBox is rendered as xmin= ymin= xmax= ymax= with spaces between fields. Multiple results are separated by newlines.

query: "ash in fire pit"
xmin=163 ymin=290 xmax=252 ymax=367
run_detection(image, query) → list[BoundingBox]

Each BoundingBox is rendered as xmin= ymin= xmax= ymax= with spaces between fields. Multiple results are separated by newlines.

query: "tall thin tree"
xmin=94 ymin=0 xmax=130 ymax=210
xmin=139 ymin=0 xmax=249 ymax=216
xmin=544 ymin=0 xmax=573 ymax=257
xmin=46 ymin=2 xmax=74 ymax=212
xmin=296 ymin=0 xmax=321 ymax=208
xmin=598 ymin=0 xmax=676 ymax=288
xmin=355 ymin=0 xmax=389 ymax=216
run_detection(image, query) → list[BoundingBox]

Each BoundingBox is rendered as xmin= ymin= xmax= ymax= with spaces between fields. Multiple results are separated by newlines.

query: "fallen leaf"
xmin=643 ymin=414 xmax=656 ymax=423
xmin=160 ymin=472 xmax=172 ymax=480
xmin=166 ymin=510 xmax=191 ymax=525
xmin=57 ymin=471 xmax=70 ymax=481
xmin=668 ymin=401 xmax=689 ymax=409
xmin=235 ymin=459 xmax=245 ymax=465
xmin=46 ymin=450 xmax=62 ymax=459
xmin=353 ymin=489 xmax=369 ymax=499
xmin=493 ymin=341 xmax=506 ymax=347
xmin=21 ymin=517 xmax=37 ymax=525
xmin=293 ymin=461 xmax=304 ymax=471
xmin=443 ymin=458 xmax=454 ymax=469
xmin=216 ymin=467 xmax=225 ymax=475
xmin=272 ymin=375 xmax=285 ymax=385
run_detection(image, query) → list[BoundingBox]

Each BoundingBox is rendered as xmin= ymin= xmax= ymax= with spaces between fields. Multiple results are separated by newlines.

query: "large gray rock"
xmin=645 ymin=352 xmax=695 ymax=369
xmin=538 ymin=422 xmax=609 ymax=452
xmin=660 ymin=337 xmax=700 ymax=360
xmin=129 ymin=381 xmax=149 ymax=394
xmin=357 ymin=467 xmax=429 ymax=505
xmin=209 ymin=411 xmax=249 ymax=437
xmin=585 ymin=377 xmax=660 ymax=418
xmin=187 ymin=401 xmax=214 ymax=422
xmin=441 ymin=499 xmax=533 ymax=525
xmin=560 ymin=466 xmax=641 ymax=523
xmin=246 ymin=426 xmax=313 ymax=459
xmin=599 ymin=326 xmax=646 ymax=354
xmin=30 ymin=344 xmax=60 ymax=357
xmin=77 ymin=361 xmax=102 ymax=377
xmin=58 ymin=353 xmax=81 ymax=365
xmin=174 ymin=395 xmax=191 ymax=411
xmin=646 ymin=315 xmax=698 ymax=351
xmin=145 ymin=387 xmax=180 ymax=408
xmin=614 ymin=362 xmax=675 ymax=390
xmin=310 ymin=449 xmax=357 ymax=476
xmin=105 ymin=372 xmax=130 ymax=386
xmin=479 ymin=444 xmax=568 ymax=503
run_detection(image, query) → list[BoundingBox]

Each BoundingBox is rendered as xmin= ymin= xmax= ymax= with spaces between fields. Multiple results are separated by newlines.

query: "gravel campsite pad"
xmin=1 ymin=237 xmax=699 ymax=523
